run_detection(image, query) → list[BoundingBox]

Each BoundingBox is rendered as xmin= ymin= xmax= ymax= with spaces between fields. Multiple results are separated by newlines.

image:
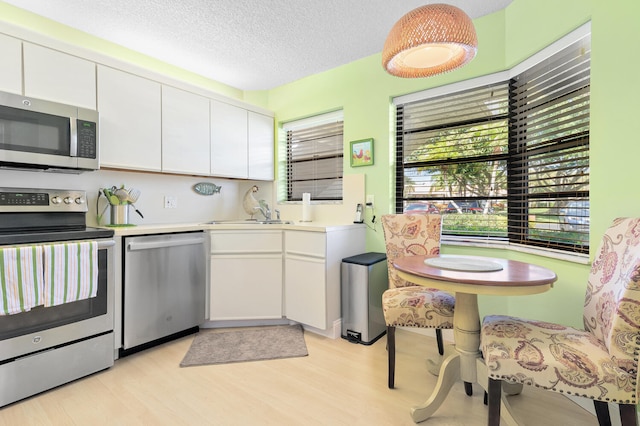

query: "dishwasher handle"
xmin=127 ymin=237 xmax=205 ymax=251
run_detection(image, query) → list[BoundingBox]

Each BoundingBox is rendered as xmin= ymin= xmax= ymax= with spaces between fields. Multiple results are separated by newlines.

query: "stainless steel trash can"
xmin=341 ymin=252 xmax=388 ymax=345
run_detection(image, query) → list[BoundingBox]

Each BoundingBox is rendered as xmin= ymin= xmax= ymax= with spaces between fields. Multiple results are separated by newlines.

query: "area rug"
xmin=179 ymin=324 xmax=308 ymax=367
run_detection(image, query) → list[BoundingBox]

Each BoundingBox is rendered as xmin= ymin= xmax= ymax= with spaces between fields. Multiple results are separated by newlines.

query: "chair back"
xmin=381 ymin=214 xmax=442 ymax=289
xmin=583 ymin=217 xmax=640 ymax=370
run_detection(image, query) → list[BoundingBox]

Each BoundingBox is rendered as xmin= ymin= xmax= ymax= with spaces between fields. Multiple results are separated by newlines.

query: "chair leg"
xmin=387 ymin=325 xmax=396 ymax=389
xmin=619 ymin=403 xmax=638 ymax=426
xmin=436 ymin=328 xmax=444 ymax=355
xmin=594 ymin=400 xmax=611 ymax=426
xmin=487 ymin=377 xmax=501 ymax=426
xmin=464 ymin=381 xmax=473 ymax=396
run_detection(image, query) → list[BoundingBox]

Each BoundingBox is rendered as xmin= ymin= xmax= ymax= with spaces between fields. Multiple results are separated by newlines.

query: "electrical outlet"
xmin=164 ymin=196 xmax=177 ymax=209
xmin=366 ymin=194 xmax=374 ymax=209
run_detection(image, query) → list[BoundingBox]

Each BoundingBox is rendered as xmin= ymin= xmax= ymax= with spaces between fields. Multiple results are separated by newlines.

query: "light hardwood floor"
xmin=0 ymin=328 xmax=597 ymax=425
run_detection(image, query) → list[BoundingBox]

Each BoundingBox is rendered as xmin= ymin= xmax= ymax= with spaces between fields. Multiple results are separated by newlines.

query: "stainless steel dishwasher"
xmin=122 ymin=231 xmax=207 ymax=353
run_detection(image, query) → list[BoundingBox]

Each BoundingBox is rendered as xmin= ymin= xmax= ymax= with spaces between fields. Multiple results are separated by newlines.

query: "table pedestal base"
xmin=411 ymin=351 xmax=460 ymax=422
xmin=426 ymin=344 xmax=456 ymax=376
xmin=411 ymin=354 xmax=523 ymax=425
xmin=410 ymin=291 xmax=524 ymax=425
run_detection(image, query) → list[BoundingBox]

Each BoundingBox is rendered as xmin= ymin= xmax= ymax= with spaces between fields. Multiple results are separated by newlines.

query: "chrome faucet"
xmin=255 ymin=200 xmax=271 ymax=220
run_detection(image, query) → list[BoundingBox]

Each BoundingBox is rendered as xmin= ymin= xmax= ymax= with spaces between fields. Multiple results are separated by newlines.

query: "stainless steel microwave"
xmin=0 ymin=91 xmax=99 ymax=173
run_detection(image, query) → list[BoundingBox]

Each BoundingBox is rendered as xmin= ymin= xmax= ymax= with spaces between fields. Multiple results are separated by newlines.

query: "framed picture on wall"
xmin=350 ymin=138 xmax=374 ymax=167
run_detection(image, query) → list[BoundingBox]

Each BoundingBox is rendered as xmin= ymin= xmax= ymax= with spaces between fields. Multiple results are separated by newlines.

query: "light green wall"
xmin=266 ymin=0 xmax=600 ymax=327
xmin=590 ymin=0 xmax=640 ymax=239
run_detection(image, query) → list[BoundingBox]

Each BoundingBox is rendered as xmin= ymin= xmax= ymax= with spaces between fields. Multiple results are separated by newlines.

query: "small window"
xmin=281 ymin=111 xmax=344 ymax=201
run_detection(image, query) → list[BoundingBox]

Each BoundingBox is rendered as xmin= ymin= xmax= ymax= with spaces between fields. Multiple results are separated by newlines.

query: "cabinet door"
xmin=97 ymin=65 xmax=162 ymax=171
xmin=0 ymin=34 xmax=22 ymax=94
xmin=210 ymin=255 xmax=282 ymax=320
xmin=285 ymin=255 xmax=327 ymax=329
xmin=284 ymin=228 xmax=365 ymax=332
xmin=209 ymin=230 xmax=283 ymax=321
xmin=24 ymin=43 xmax=96 ymax=109
xmin=210 ymin=100 xmax=248 ymax=178
xmin=284 ymin=230 xmax=327 ymax=328
xmin=248 ymin=111 xmax=274 ymax=180
xmin=161 ymin=85 xmax=210 ymax=175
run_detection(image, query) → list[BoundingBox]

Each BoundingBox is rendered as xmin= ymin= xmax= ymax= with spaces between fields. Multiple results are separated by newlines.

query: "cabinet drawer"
xmin=285 ymin=231 xmax=326 ymax=258
xmin=210 ymin=230 xmax=282 ymax=254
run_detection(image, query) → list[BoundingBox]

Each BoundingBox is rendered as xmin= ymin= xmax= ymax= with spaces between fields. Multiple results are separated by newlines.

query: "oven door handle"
xmin=97 ymin=240 xmax=116 ymax=249
xmin=127 ymin=237 xmax=205 ymax=251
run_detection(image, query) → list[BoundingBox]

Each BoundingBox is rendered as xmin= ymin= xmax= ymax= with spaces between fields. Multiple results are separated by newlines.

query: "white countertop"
xmin=104 ymin=221 xmax=365 ymax=236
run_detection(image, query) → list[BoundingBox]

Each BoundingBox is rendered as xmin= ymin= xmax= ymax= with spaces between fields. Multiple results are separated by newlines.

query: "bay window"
xmin=395 ymin=25 xmax=590 ymax=254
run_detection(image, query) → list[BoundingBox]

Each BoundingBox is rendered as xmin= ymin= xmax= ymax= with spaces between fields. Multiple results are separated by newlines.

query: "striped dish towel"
xmin=0 ymin=245 xmax=43 ymax=315
xmin=43 ymin=241 xmax=99 ymax=307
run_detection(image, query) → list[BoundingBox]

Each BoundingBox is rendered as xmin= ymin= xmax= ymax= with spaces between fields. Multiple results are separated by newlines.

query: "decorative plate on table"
xmin=424 ymin=256 xmax=503 ymax=272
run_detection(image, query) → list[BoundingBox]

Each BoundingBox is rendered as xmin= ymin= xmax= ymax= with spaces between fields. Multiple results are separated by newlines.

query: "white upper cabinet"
xmin=0 ymin=34 xmax=22 ymax=94
xmin=23 ymin=43 xmax=96 ymax=109
xmin=248 ymin=111 xmax=274 ymax=180
xmin=161 ymin=85 xmax=210 ymax=175
xmin=210 ymin=99 xmax=248 ymax=178
xmin=0 ymin=30 xmax=274 ymax=176
xmin=97 ymin=65 xmax=162 ymax=171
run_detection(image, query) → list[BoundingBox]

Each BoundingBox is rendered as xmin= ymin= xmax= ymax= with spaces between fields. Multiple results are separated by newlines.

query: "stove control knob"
xmin=51 ymin=196 xmax=62 ymax=204
xmin=75 ymin=197 xmax=85 ymax=205
xmin=64 ymin=197 xmax=73 ymax=204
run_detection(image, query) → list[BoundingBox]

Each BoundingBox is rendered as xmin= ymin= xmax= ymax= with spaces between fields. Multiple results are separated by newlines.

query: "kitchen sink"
xmin=204 ymin=219 xmax=294 ymax=225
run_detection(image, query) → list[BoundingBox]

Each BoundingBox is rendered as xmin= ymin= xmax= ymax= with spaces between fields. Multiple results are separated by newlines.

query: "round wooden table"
xmin=392 ymin=254 xmax=557 ymax=424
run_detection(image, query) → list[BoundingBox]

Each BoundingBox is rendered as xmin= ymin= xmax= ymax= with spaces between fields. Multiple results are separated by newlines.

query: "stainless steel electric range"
xmin=0 ymin=187 xmax=115 ymax=407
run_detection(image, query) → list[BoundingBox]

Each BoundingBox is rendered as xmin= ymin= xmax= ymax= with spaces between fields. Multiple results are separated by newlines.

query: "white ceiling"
xmin=3 ymin=0 xmax=513 ymax=91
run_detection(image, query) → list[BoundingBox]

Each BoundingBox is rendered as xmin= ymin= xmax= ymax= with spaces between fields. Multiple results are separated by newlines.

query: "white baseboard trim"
xmin=202 ymin=318 xmax=342 ymax=340
xmin=301 ymin=319 xmax=341 ymax=339
xmin=201 ymin=318 xmax=292 ymax=329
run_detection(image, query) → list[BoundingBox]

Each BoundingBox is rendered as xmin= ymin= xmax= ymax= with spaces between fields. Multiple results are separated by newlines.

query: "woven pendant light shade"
xmin=382 ymin=4 xmax=478 ymax=78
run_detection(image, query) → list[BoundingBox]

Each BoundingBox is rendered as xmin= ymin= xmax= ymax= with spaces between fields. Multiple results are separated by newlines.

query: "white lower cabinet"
xmin=208 ymin=225 xmax=366 ymax=331
xmin=284 ymin=227 xmax=365 ymax=330
xmin=209 ymin=230 xmax=283 ymax=320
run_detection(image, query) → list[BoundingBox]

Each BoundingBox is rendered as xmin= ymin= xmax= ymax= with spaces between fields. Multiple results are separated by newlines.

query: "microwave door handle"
xmin=69 ymin=117 xmax=77 ymax=156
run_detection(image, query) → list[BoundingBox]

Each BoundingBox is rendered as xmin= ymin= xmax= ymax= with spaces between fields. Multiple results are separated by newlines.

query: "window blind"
xmin=396 ymin=83 xmax=510 ymax=238
xmin=283 ymin=111 xmax=344 ymax=201
xmin=395 ymin=30 xmax=590 ymax=254
xmin=508 ymin=34 xmax=591 ymax=252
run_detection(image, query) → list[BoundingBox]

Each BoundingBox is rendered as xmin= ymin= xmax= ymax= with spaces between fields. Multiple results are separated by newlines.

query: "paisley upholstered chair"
xmin=381 ymin=214 xmax=458 ymax=390
xmin=481 ymin=217 xmax=640 ymax=426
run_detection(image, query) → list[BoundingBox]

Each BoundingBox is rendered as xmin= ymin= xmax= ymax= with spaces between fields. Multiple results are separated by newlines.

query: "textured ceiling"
xmin=3 ymin=0 xmax=513 ymax=91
